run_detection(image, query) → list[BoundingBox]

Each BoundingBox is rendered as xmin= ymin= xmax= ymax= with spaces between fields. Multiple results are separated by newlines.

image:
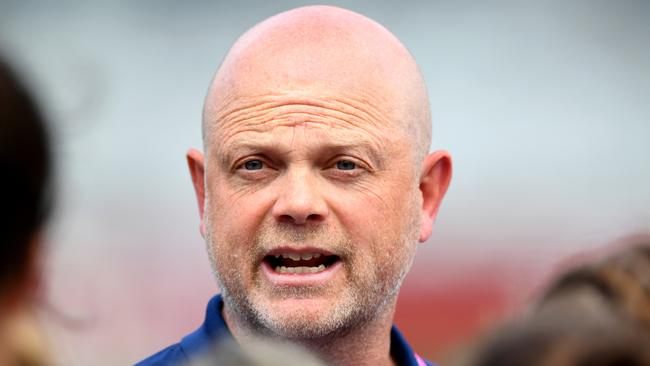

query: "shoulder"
xmin=133 ymin=343 xmax=187 ymax=366
xmin=133 ymin=295 xmax=228 ymax=366
xmin=390 ymin=325 xmax=438 ymax=366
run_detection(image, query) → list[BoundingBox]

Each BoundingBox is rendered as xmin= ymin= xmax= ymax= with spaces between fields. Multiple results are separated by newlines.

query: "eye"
xmin=335 ymin=160 xmax=357 ymax=170
xmin=243 ymin=159 xmax=264 ymax=170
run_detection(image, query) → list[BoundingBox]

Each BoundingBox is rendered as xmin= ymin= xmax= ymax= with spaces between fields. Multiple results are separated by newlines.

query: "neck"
xmin=223 ymin=298 xmax=398 ymax=366
xmin=302 ymin=307 xmax=397 ymax=366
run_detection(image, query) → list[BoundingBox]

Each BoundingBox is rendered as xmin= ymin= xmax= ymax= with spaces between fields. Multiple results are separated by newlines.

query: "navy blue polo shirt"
xmin=135 ymin=294 xmax=434 ymax=366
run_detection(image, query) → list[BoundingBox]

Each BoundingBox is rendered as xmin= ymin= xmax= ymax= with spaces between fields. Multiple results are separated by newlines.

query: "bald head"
xmin=203 ymin=5 xmax=431 ymax=164
xmin=184 ymin=7 xmax=452 ymax=356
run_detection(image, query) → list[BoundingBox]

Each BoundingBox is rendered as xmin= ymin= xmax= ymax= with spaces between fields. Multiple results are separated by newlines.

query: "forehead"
xmin=201 ymin=5 xmax=433 ymax=163
xmin=206 ymin=88 xmax=407 ymax=155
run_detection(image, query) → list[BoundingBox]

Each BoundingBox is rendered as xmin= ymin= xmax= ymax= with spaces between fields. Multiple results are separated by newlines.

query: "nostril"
xmin=278 ymin=214 xmax=294 ymax=224
xmin=276 ymin=213 xmax=324 ymax=225
xmin=271 ymin=187 xmax=329 ymax=224
xmin=306 ymin=213 xmax=323 ymax=222
xmin=278 ymin=214 xmax=323 ymax=225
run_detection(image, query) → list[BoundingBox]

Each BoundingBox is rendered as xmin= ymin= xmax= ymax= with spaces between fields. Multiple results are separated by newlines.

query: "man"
xmin=137 ymin=5 xmax=451 ymax=366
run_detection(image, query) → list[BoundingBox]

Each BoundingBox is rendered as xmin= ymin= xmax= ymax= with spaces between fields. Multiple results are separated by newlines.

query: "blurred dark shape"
xmin=0 ymin=54 xmax=51 ymax=297
xmin=539 ymin=243 xmax=650 ymax=332
xmin=187 ymin=338 xmax=326 ymax=366
xmin=471 ymin=310 xmax=650 ymax=366
xmin=0 ymin=52 xmax=52 ymax=365
xmin=465 ymin=242 xmax=650 ymax=366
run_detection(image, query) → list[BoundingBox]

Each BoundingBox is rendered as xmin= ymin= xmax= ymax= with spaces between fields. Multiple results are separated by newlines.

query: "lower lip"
xmin=261 ymin=260 xmax=342 ymax=286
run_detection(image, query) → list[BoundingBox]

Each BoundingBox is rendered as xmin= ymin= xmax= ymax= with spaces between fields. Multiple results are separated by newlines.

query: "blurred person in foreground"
xmin=136 ymin=5 xmax=452 ymax=366
xmin=461 ymin=242 xmax=650 ymax=366
xmin=0 ymin=54 xmax=52 ymax=365
xmin=186 ymin=337 xmax=326 ymax=366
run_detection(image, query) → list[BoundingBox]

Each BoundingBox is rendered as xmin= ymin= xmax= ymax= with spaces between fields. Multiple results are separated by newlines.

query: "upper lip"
xmin=265 ymin=247 xmax=336 ymax=258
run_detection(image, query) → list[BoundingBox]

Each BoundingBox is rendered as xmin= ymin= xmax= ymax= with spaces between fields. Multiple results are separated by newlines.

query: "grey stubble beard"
xmin=202 ymin=195 xmax=421 ymax=343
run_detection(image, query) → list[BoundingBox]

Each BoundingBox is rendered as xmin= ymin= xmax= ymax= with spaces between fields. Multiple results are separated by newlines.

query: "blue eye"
xmin=243 ymin=160 xmax=264 ymax=170
xmin=335 ymin=160 xmax=356 ymax=170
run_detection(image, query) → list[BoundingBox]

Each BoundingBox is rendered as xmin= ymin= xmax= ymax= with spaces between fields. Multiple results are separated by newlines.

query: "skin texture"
xmin=188 ymin=6 xmax=452 ymax=366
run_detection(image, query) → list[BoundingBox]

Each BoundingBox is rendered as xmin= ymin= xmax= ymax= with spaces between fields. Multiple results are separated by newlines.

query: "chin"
xmin=252 ymin=297 xmax=358 ymax=340
xmin=261 ymin=316 xmax=342 ymax=340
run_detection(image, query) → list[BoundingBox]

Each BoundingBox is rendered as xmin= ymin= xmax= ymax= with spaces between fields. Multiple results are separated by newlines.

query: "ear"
xmin=187 ymin=148 xmax=207 ymax=237
xmin=418 ymin=150 xmax=452 ymax=243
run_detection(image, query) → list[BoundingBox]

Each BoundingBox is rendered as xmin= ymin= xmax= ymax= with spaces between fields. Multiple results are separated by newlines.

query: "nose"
xmin=271 ymin=168 xmax=328 ymax=225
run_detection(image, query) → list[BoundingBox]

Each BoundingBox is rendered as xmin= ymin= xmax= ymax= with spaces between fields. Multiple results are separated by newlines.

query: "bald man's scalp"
xmin=202 ymin=5 xmax=432 ymax=166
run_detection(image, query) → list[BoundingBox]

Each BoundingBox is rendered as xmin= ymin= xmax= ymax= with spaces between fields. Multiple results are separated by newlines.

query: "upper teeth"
xmin=274 ymin=253 xmax=322 ymax=260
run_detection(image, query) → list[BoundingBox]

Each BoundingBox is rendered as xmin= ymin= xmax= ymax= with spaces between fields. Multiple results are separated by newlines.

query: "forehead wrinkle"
xmin=209 ymin=93 xmax=403 ymax=151
xmin=212 ymin=91 xmax=392 ymax=131
xmin=215 ymin=119 xmax=393 ymax=164
xmin=217 ymin=121 xmax=386 ymax=155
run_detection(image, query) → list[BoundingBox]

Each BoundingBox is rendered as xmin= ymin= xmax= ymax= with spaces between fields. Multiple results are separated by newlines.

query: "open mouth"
xmin=264 ymin=252 xmax=340 ymax=274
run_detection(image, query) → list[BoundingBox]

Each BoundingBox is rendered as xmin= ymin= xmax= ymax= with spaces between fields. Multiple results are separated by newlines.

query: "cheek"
xmin=206 ymin=187 xmax=272 ymax=285
xmin=333 ymin=183 xmax=420 ymax=266
xmin=333 ymin=182 xmax=416 ymax=240
xmin=208 ymin=177 xmax=273 ymax=231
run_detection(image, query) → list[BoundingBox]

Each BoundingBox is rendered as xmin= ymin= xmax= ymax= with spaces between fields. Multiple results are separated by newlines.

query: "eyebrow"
xmin=219 ymin=138 xmax=385 ymax=169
